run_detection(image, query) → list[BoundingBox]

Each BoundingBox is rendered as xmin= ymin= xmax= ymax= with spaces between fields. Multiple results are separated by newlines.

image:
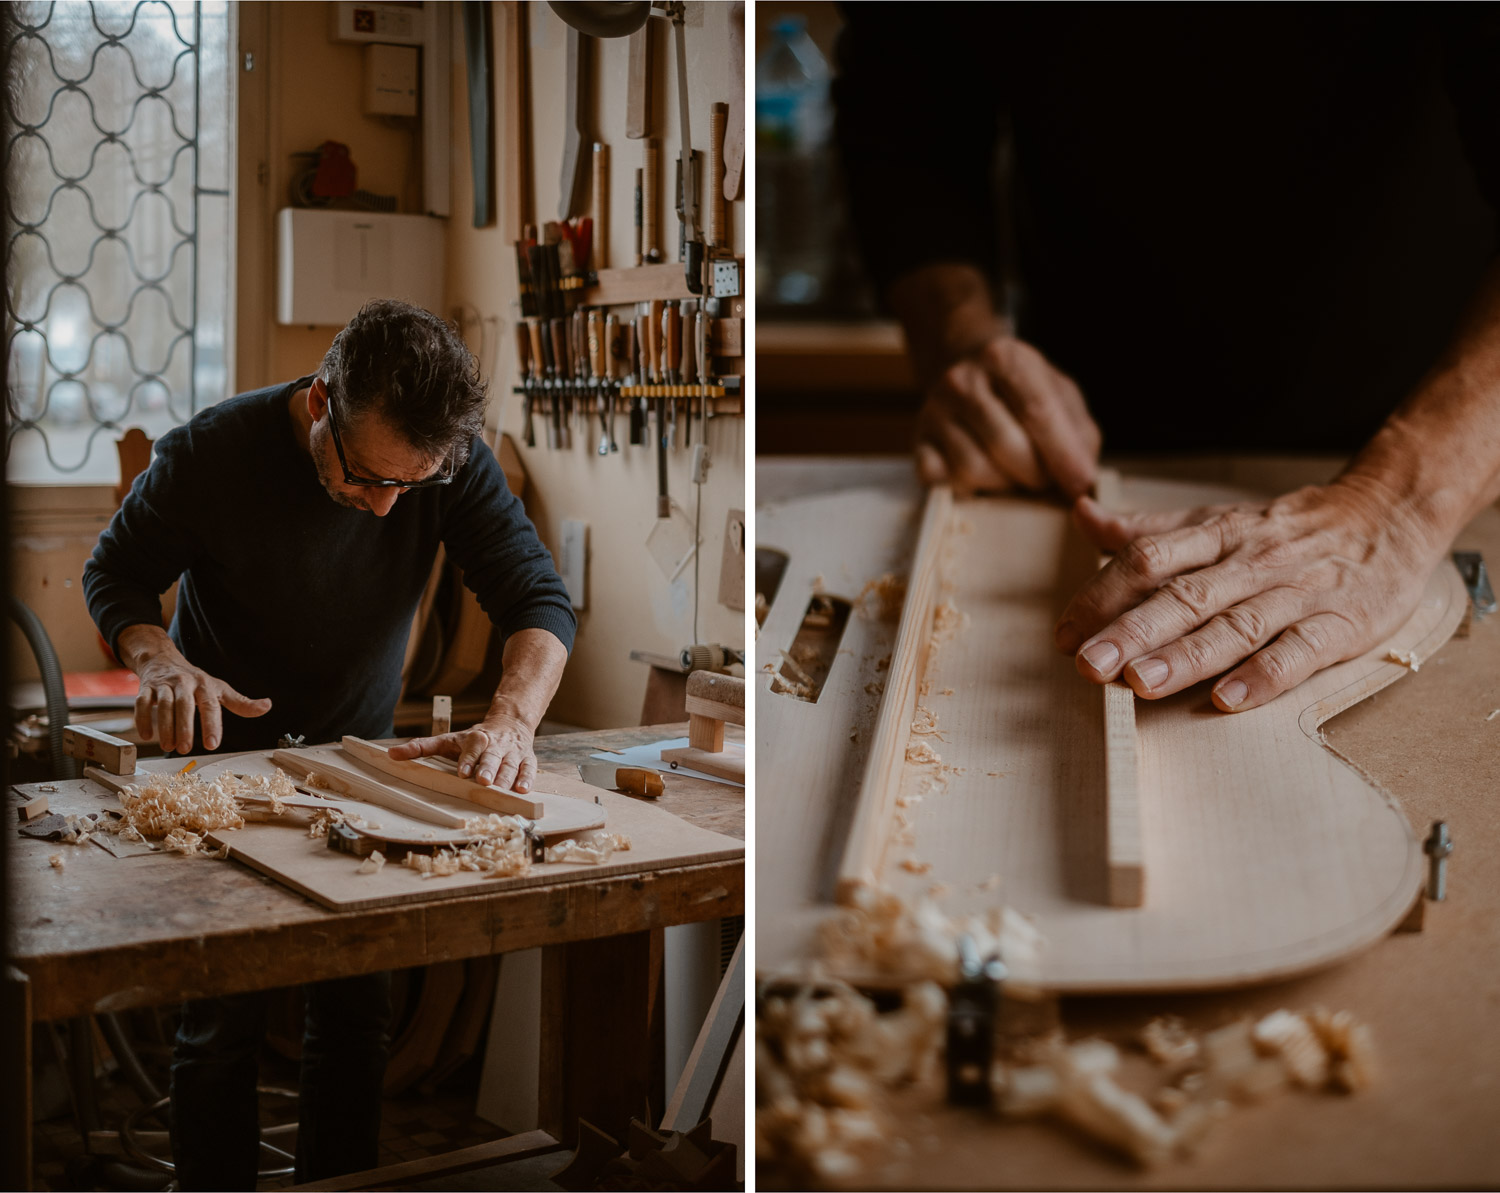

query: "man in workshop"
xmin=833 ymin=6 xmax=1500 ymax=710
xmin=82 ymin=298 xmax=577 ymax=1188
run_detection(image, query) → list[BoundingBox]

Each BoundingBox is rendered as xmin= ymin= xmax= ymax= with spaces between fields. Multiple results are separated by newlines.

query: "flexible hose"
xmin=9 ymin=594 xmax=78 ymax=780
xmin=98 ymin=1013 xmax=162 ymax=1106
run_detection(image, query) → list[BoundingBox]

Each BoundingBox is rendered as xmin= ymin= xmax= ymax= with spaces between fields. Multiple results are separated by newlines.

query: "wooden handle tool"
xmin=592 ymin=142 xmax=609 ymax=269
xmin=709 ymin=102 xmax=728 ymax=250
xmin=643 ymin=138 xmax=661 ymax=262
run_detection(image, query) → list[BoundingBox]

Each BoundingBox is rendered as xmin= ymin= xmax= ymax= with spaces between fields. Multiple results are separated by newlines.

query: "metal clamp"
xmin=1424 ymin=821 xmax=1454 ymax=901
xmin=1453 ymin=552 xmax=1496 ymax=617
xmin=946 ymin=934 xmax=1007 ymax=1106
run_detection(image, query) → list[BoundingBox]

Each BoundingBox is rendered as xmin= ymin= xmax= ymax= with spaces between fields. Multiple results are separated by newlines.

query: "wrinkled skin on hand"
xmin=128 ymin=636 xmax=272 ymax=754
xmin=1055 ymin=478 xmax=1444 ymax=712
xmin=387 ymin=714 xmax=538 ymax=792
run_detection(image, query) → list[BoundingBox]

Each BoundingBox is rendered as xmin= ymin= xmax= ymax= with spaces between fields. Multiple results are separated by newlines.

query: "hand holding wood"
xmin=1056 ymin=479 xmax=1446 ymax=712
xmin=386 ymin=713 xmax=537 ymax=792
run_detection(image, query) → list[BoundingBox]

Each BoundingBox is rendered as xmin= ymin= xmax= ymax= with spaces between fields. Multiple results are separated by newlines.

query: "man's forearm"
xmin=1342 ymin=258 xmax=1500 ymax=542
xmin=484 ymin=628 xmax=568 ymax=731
xmin=116 ymin=623 xmax=183 ymax=673
xmin=887 ymin=263 xmax=1011 ymax=382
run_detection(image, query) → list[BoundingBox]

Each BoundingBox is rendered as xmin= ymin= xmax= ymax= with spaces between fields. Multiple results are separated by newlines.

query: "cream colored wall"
xmin=445 ymin=3 xmax=747 ymax=729
xmin=261 ymin=2 xmax=425 ymax=385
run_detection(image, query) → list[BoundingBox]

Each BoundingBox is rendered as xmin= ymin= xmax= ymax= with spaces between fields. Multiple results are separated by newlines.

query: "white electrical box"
xmin=277 ymin=209 xmax=445 ymax=327
xmin=363 ymin=44 xmax=417 ymax=116
xmin=328 ymin=2 xmax=425 ymax=45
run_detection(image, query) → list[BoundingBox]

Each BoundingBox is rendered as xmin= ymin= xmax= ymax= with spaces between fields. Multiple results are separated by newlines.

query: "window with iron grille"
xmin=5 ymin=0 xmax=234 ymax=484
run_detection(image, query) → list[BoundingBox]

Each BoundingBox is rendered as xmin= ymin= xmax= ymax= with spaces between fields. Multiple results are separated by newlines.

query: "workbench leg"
xmin=2 ymin=966 xmax=33 ymax=1191
xmin=538 ymin=930 xmax=665 ymax=1147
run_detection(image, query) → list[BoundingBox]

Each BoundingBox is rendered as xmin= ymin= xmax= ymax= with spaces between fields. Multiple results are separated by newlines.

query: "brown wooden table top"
xmin=8 ymin=722 xmax=743 ymax=1023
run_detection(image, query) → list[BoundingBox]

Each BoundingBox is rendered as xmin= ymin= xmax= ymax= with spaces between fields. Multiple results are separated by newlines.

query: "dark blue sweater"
xmin=82 ymin=378 xmax=577 ymax=753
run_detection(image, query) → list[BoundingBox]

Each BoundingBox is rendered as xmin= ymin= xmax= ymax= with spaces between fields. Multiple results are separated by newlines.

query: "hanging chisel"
xmin=696 ymin=305 xmax=710 ymax=433
xmin=550 ymin=317 xmax=569 ymax=449
xmin=630 ymin=313 xmax=646 ymax=446
xmin=516 ymin=321 xmax=535 ymax=448
xmin=633 ymin=167 xmax=644 ymax=266
xmin=589 ymin=309 xmax=608 ymax=456
xmin=663 ymin=300 xmax=681 ymax=450
xmin=604 ymin=312 xmax=619 ymax=452
xmin=680 ymin=299 xmax=697 ymax=447
xmin=650 ymin=299 xmax=668 ymax=516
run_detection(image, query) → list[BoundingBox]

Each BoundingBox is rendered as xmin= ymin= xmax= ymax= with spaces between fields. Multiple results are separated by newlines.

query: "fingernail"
xmin=1132 ymin=657 xmax=1169 ymax=691
xmin=206 ymin=737 xmax=218 ymax=750
xmin=459 ymin=763 xmax=472 ymax=777
xmin=1216 ymin=679 xmax=1248 ymax=709
xmin=1081 ymin=641 xmax=1120 ymax=675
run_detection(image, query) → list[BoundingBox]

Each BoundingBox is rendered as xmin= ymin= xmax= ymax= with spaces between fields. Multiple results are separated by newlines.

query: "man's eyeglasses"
xmin=325 ymin=393 xmax=455 ymax=489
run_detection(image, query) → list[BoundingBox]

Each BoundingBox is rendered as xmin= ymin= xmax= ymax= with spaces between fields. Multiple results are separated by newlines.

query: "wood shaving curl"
xmin=546 ymin=831 xmax=633 ymax=866
xmin=1385 ymin=648 xmax=1421 ymax=671
xmin=358 ymin=851 xmax=387 ymax=875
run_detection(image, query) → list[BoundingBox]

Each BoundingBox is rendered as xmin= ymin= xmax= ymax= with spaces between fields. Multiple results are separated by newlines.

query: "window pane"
xmin=5 ymin=1 xmax=236 ymax=483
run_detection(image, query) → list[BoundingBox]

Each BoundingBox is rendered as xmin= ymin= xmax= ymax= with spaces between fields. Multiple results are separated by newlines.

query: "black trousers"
xmin=168 ymin=971 xmax=392 ymax=1190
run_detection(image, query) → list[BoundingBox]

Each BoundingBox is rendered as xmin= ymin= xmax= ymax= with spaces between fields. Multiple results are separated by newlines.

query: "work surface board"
xmin=758 ymin=475 xmax=1467 ymax=992
xmin=31 ymin=746 xmax=743 ymax=914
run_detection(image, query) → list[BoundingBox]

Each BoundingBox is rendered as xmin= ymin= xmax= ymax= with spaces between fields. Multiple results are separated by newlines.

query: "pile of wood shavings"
xmin=988 ymin=1007 xmax=1378 ymax=1167
xmin=546 ymin=831 xmax=632 ymax=865
xmin=757 ymin=978 xmax=946 ymax=1184
xmin=403 ymin=813 xmax=533 ymax=879
xmin=763 ymin=880 xmax=1380 ymax=1185
xmin=820 ymin=884 xmax=1045 ymax=989
xmin=105 ymin=769 xmax=301 ymax=855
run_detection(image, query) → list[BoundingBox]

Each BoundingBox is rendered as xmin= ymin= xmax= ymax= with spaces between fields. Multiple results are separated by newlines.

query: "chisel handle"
xmin=551 ymin=319 xmax=569 ymax=380
xmin=647 ymin=299 xmax=664 ymax=383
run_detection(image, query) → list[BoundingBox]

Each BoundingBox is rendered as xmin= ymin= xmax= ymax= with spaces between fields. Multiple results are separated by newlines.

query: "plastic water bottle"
xmin=756 ymin=16 xmax=833 ymax=309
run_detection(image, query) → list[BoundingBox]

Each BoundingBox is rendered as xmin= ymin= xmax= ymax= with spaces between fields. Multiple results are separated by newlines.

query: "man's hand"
xmin=1054 ymin=479 xmax=1448 ymax=712
xmin=118 ymin=624 xmax=272 ymax=753
xmin=388 ymin=713 xmax=538 ymax=793
xmin=887 ymin=262 xmax=1100 ymax=498
xmin=915 ymin=334 xmax=1101 ymax=499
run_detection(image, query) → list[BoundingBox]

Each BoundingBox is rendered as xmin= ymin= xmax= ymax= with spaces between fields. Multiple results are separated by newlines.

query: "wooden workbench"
xmin=758 ymin=455 xmax=1500 ymax=1189
xmin=6 ymin=723 xmax=743 ymax=1187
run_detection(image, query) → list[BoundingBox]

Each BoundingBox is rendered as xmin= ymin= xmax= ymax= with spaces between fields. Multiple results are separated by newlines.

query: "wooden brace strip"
xmin=836 ymin=485 xmax=953 ymax=899
xmin=271 ymin=749 xmax=469 ymax=829
xmin=1104 ymin=680 xmax=1145 ymax=907
xmin=340 ymin=736 xmax=546 ymax=820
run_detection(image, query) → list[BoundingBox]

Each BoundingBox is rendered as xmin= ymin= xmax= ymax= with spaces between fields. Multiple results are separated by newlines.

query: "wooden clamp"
xmin=63 ymin=725 xmax=137 ymax=777
xmin=661 ymin=671 xmax=745 ymax=784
